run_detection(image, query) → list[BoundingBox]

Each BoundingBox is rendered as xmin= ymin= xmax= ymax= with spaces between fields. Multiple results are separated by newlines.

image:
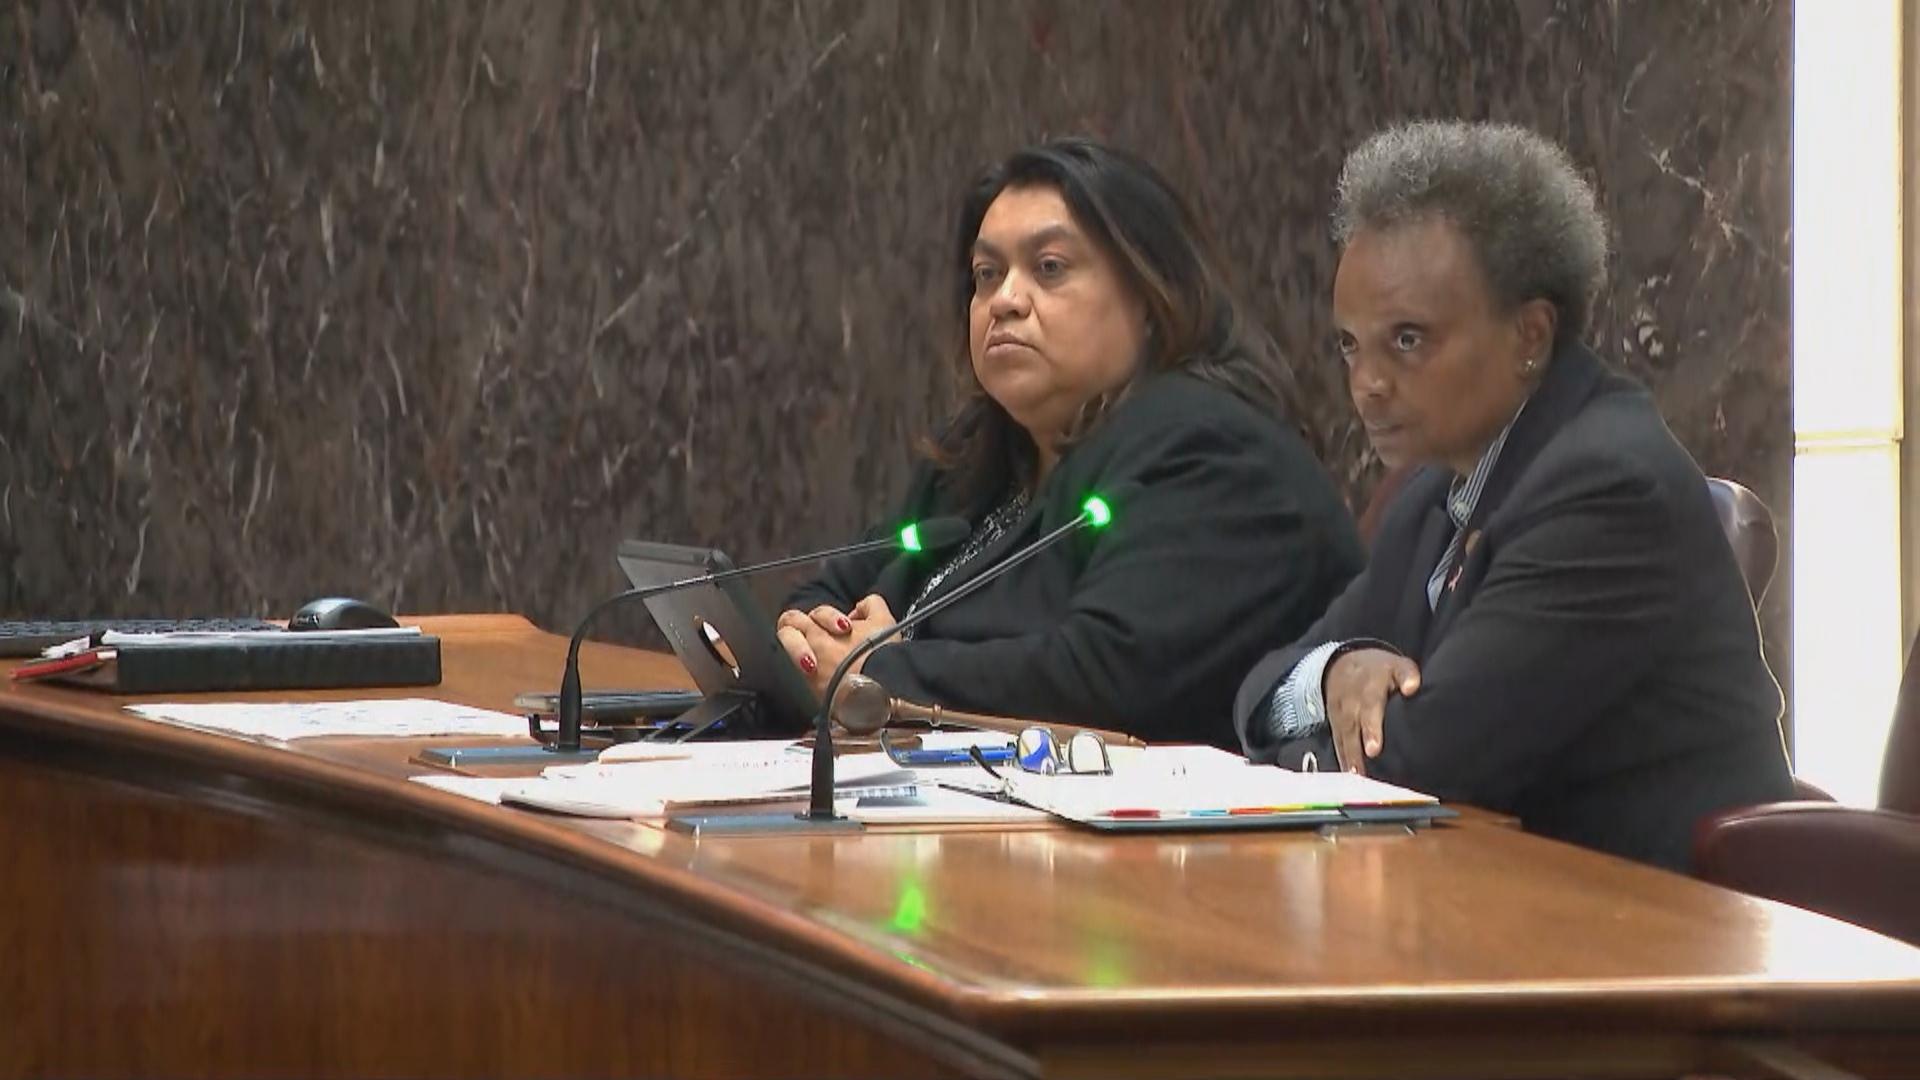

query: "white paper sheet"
xmin=497 ymin=752 xmax=918 ymax=818
xmin=410 ymin=774 xmax=527 ymax=805
xmin=595 ymin=739 xmax=806 ymax=766
xmin=125 ymin=698 xmax=528 ymax=740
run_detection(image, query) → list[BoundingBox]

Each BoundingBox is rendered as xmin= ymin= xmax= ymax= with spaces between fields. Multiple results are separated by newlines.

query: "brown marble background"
xmin=0 ymin=1 xmax=1791 ymax=703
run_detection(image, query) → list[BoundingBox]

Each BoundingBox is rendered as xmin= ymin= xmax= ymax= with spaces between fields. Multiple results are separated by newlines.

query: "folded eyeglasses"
xmin=967 ymin=726 xmax=1112 ymax=778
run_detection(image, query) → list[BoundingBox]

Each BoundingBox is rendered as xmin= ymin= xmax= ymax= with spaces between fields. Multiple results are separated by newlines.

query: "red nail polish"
xmin=837 ymin=617 xmax=851 ymax=632
xmin=800 ymin=655 xmax=817 ymax=674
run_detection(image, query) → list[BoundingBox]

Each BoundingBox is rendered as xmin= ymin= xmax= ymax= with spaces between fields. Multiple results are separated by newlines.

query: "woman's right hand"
xmin=776 ymin=605 xmax=854 ymax=677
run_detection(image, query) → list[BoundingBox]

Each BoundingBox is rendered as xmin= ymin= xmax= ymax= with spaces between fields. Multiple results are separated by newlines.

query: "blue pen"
xmin=888 ymin=744 xmax=1016 ymax=767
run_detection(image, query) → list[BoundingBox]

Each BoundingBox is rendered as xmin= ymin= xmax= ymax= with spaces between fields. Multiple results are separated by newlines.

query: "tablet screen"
xmin=614 ymin=541 xmax=820 ymax=733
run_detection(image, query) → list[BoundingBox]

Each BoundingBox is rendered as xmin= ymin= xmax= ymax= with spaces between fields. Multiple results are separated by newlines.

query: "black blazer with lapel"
xmin=787 ymin=371 xmax=1364 ymax=749
xmin=1233 ymin=343 xmax=1793 ymax=870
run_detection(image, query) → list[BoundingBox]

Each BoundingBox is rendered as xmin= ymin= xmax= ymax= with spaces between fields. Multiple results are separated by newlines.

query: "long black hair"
xmin=927 ymin=137 xmax=1300 ymax=510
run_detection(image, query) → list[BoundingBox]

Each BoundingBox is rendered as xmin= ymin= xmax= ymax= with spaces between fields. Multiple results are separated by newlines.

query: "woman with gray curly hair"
xmin=1234 ymin=120 xmax=1791 ymax=871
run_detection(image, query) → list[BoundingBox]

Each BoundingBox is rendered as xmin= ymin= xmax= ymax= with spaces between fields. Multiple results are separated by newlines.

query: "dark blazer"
xmin=1233 ymin=343 xmax=1793 ymax=871
xmin=788 ymin=372 xmax=1364 ymax=749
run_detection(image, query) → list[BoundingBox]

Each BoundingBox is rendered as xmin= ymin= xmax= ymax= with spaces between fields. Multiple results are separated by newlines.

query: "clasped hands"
xmin=776 ymin=595 xmax=898 ymax=696
xmin=776 ymin=607 xmax=1423 ymax=767
xmin=1322 ymin=647 xmax=1422 ymax=775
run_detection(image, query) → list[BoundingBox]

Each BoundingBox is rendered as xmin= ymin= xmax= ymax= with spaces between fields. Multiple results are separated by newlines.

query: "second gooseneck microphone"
xmin=552 ymin=516 xmax=970 ymax=753
xmin=802 ymin=483 xmax=1139 ymax=821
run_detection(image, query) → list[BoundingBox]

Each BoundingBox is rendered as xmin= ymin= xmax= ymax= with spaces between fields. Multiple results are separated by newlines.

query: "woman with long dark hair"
xmin=782 ymin=138 xmax=1361 ymax=748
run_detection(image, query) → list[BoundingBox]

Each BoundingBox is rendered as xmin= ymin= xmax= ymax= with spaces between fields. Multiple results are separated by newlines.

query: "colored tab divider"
xmin=1101 ymin=803 xmax=1340 ymax=821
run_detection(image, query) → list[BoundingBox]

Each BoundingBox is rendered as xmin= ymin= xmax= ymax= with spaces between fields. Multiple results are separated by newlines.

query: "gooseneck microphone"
xmin=551 ymin=516 xmax=970 ymax=755
xmin=803 ymin=483 xmax=1139 ymax=821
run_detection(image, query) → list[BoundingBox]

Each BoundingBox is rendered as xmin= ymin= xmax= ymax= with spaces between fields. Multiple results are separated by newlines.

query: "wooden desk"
xmin=3 ymin=615 xmax=1917 ymax=1079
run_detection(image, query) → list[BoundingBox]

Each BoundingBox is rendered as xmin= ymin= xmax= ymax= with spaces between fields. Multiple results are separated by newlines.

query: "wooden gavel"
xmin=828 ymin=673 xmax=1146 ymax=747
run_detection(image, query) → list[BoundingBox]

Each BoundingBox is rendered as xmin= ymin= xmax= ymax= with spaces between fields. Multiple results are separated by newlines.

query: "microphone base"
xmin=415 ymin=743 xmax=601 ymax=769
xmin=664 ymin=811 xmax=865 ymax=836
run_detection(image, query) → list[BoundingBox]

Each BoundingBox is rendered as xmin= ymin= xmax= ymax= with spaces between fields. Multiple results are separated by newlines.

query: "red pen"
xmin=1105 ymin=808 xmax=1160 ymax=819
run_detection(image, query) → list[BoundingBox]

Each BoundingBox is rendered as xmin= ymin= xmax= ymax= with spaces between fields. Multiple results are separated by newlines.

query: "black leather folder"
xmin=12 ymin=634 xmax=442 ymax=693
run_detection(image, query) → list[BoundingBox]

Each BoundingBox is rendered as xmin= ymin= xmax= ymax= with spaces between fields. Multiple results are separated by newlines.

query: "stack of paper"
xmin=126 ymin=699 xmax=527 ymax=740
xmin=595 ymin=740 xmax=806 ymax=765
xmin=844 ymin=786 xmax=1050 ymax=825
xmin=409 ymin=740 xmax=1445 ymax=830
xmin=486 ymin=745 xmax=918 ymax=818
xmin=411 ymin=768 xmax=1049 ymax=824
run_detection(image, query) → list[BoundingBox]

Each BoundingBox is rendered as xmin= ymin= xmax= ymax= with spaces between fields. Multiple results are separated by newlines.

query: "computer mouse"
xmin=289 ymin=597 xmax=400 ymax=631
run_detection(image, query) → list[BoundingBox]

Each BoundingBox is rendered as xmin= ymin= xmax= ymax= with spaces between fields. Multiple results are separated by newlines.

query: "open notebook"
xmin=940 ymin=745 xmax=1449 ymax=832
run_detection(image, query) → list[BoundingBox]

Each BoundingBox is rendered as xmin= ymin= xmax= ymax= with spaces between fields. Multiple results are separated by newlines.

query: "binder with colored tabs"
xmin=940 ymin=745 xmax=1450 ymax=832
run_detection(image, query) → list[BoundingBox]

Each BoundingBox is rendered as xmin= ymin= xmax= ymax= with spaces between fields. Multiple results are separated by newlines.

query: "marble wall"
xmin=0 ymin=1 xmax=1791 ymax=696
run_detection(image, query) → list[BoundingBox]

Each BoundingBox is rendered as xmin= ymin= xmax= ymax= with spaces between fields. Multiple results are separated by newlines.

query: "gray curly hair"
xmin=1331 ymin=121 xmax=1610 ymax=346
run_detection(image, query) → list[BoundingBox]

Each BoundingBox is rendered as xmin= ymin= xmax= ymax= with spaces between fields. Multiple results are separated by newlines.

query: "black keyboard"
xmin=0 ymin=618 xmax=283 ymax=658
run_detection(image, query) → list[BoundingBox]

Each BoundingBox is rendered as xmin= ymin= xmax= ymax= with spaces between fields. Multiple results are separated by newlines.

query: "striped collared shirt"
xmin=1424 ymin=415 xmax=1517 ymax=610
xmin=1266 ymin=408 xmax=1524 ymax=745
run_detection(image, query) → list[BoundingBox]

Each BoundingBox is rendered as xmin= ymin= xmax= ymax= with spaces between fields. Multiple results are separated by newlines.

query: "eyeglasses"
xmin=969 ymin=726 xmax=1111 ymax=778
